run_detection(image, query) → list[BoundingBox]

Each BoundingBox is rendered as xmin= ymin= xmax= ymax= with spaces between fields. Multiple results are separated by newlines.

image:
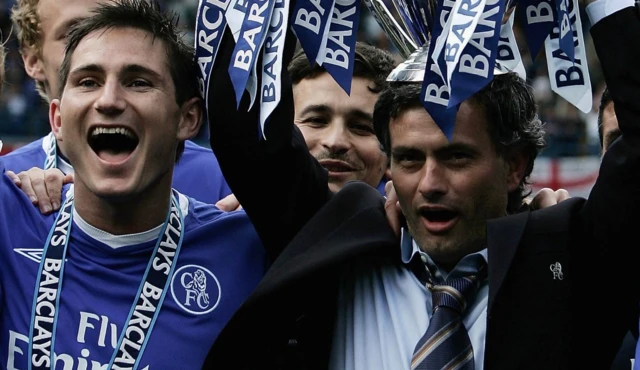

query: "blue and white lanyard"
xmin=28 ymin=192 xmax=185 ymax=370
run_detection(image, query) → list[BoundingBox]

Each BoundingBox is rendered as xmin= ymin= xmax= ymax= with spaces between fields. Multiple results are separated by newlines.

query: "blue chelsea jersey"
xmin=0 ymin=135 xmax=232 ymax=204
xmin=0 ymin=160 xmax=267 ymax=369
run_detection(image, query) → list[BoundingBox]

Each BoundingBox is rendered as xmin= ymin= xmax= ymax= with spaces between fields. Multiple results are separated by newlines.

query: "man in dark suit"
xmin=204 ymin=0 xmax=639 ymax=368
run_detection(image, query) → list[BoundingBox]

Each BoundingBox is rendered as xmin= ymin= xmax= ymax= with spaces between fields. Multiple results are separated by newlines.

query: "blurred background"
xmin=0 ymin=0 xmax=603 ymax=197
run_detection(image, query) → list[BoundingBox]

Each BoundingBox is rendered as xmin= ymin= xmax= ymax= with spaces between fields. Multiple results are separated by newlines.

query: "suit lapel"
xmin=486 ymin=210 xmax=529 ymax=314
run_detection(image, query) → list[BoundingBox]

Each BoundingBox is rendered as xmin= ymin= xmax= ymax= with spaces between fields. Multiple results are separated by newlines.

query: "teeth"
xmin=90 ymin=127 xmax=136 ymax=138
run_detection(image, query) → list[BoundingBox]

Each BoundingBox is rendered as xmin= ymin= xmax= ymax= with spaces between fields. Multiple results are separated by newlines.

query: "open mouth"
xmin=420 ymin=208 xmax=459 ymax=223
xmin=319 ymin=160 xmax=356 ymax=173
xmin=88 ymin=126 xmax=139 ymax=163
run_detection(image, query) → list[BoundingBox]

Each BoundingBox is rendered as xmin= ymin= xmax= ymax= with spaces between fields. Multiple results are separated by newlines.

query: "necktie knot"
xmin=431 ymin=275 xmax=482 ymax=314
xmin=430 ymin=257 xmax=487 ymax=314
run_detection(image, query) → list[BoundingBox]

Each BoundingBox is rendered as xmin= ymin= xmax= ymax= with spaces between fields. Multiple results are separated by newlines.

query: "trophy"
xmin=364 ymin=0 xmax=520 ymax=83
xmin=365 ymin=0 xmax=592 ymax=114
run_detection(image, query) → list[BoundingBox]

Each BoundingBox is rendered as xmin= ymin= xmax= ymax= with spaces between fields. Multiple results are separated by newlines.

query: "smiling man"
xmin=2 ymin=0 xmax=231 ymax=205
xmin=289 ymin=44 xmax=394 ymax=193
xmin=213 ymin=44 xmax=395 ymax=211
xmin=0 ymin=1 xmax=267 ymax=368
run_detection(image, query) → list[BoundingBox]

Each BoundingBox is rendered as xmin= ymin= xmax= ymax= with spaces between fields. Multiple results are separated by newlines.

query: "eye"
xmin=449 ymin=152 xmax=472 ymax=160
xmin=393 ymin=153 xmax=423 ymax=168
xmin=304 ymin=116 xmax=327 ymax=126
xmin=78 ymin=78 xmax=99 ymax=88
xmin=129 ymin=79 xmax=151 ymax=88
xmin=352 ymin=124 xmax=375 ymax=135
xmin=445 ymin=151 xmax=474 ymax=166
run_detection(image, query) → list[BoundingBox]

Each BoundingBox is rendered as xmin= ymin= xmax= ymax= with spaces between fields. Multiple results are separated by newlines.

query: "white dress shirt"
xmin=329 ymin=229 xmax=489 ymax=370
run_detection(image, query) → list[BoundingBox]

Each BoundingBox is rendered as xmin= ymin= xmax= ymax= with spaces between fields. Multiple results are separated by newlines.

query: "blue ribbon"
xmin=406 ymin=0 xmax=430 ymax=45
xmin=448 ymin=0 xmax=505 ymax=108
xmin=421 ymin=0 xmax=457 ymax=141
xmin=393 ymin=0 xmax=424 ymax=44
xmin=195 ymin=0 xmax=231 ymax=112
xmin=553 ymin=0 xmax=575 ymax=63
xmin=229 ymin=0 xmax=275 ymax=107
xmin=518 ymin=0 xmax=556 ymax=61
xmin=291 ymin=0 xmax=335 ymax=64
xmin=319 ymin=0 xmax=361 ymax=94
xmin=259 ymin=0 xmax=289 ymax=136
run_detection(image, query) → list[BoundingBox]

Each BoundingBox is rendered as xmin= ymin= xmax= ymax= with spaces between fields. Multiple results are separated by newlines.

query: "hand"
xmin=528 ymin=188 xmax=571 ymax=210
xmin=6 ymin=168 xmax=74 ymax=214
xmin=384 ymin=181 xmax=404 ymax=238
xmin=215 ymin=193 xmax=243 ymax=211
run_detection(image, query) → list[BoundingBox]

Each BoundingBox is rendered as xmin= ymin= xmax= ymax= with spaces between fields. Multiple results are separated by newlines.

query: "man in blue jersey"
xmin=0 ymin=1 xmax=267 ymax=368
xmin=1 ymin=0 xmax=231 ymax=206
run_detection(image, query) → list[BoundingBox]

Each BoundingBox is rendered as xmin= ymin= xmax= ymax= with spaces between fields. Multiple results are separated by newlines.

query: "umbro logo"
xmin=14 ymin=248 xmax=43 ymax=264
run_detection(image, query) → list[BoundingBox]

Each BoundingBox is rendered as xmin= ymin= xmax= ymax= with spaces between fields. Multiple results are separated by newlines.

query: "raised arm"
xmin=207 ymin=23 xmax=331 ymax=261
xmin=584 ymin=4 xmax=640 ymax=252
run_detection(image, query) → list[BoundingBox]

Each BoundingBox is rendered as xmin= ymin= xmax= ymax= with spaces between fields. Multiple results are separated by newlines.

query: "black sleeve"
xmin=584 ymin=7 xmax=640 ymax=252
xmin=207 ymin=23 xmax=332 ymax=261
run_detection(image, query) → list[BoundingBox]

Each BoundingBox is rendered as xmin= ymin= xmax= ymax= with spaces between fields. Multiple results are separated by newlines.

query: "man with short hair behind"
xmin=214 ymin=42 xmax=395 ymax=211
xmin=0 ymin=1 xmax=267 ymax=368
xmin=289 ymin=43 xmax=393 ymax=193
xmin=2 ymin=0 xmax=231 ymax=206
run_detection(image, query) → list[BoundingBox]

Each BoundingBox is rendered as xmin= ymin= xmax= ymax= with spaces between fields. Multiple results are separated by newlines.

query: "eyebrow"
xmin=391 ymin=142 xmax=477 ymax=157
xmin=348 ymin=109 xmax=374 ymax=124
xmin=391 ymin=146 xmax=422 ymax=157
xmin=435 ymin=142 xmax=478 ymax=154
xmin=299 ymin=104 xmax=332 ymax=117
xmin=299 ymin=104 xmax=373 ymax=123
xmin=69 ymin=63 xmax=164 ymax=81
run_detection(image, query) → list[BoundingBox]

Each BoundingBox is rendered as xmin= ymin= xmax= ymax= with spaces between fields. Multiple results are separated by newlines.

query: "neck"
xmin=72 ymin=175 xmax=173 ymax=235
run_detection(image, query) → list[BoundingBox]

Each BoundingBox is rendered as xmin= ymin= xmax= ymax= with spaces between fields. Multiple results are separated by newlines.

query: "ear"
xmin=49 ymin=98 xmax=63 ymax=142
xmin=504 ymin=149 xmax=529 ymax=193
xmin=176 ymin=97 xmax=203 ymax=141
xmin=22 ymin=47 xmax=46 ymax=83
xmin=384 ymin=167 xmax=392 ymax=181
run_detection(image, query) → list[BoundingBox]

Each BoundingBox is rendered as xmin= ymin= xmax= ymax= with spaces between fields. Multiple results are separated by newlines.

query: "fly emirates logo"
xmin=6 ymin=311 xmax=151 ymax=370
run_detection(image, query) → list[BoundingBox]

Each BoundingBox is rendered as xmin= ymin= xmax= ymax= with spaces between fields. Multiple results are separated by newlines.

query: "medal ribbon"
xmin=28 ymin=192 xmax=185 ymax=370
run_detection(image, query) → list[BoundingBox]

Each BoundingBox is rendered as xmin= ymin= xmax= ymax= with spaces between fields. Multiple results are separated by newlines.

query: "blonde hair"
xmin=11 ymin=0 xmax=47 ymax=99
xmin=11 ymin=0 xmax=42 ymax=52
xmin=0 ymin=44 xmax=5 ymax=93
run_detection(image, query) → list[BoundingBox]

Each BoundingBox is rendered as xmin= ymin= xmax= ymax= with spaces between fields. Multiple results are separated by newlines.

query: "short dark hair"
xmin=597 ymin=86 xmax=613 ymax=149
xmin=373 ymin=72 xmax=546 ymax=214
xmin=288 ymin=42 xmax=396 ymax=93
xmin=58 ymin=0 xmax=199 ymax=160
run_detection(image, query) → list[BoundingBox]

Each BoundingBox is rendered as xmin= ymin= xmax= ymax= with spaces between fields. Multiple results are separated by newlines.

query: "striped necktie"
xmin=411 ymin=256 xmax=487 ymax=370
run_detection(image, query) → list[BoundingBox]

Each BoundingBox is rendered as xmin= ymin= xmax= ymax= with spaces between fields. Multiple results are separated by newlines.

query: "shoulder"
xmin=0 ymin=159 xmax=51 ymax=232
xmin=526 ymin=197 xmax=586 ymax=232
xmin=182 ymin=194 xmax=255 ymax=233
xmin=175 ymin=140 xmax=223 ymax=172
xmin=1 ymin=138 xmax=47 ymax=172
xmin=183 ymin=140 xmax=214 ymax=155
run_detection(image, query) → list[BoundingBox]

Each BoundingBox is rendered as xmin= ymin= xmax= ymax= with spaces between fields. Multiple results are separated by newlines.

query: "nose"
xmin=94 ymin=79 xmax=126 ymax=115
xmin=417 ymin=159 xmax=448 ymax=201
xmin=320 ymin=121 xmax=351 ymax=155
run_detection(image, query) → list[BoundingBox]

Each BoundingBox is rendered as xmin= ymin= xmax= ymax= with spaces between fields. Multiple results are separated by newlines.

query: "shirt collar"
xmin=400 ymin=227 xmax=488 ymax=280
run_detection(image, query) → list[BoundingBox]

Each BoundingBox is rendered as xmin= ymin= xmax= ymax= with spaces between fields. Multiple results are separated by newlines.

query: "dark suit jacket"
xmin=204 ymin=6 xmax=640 ymax=370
